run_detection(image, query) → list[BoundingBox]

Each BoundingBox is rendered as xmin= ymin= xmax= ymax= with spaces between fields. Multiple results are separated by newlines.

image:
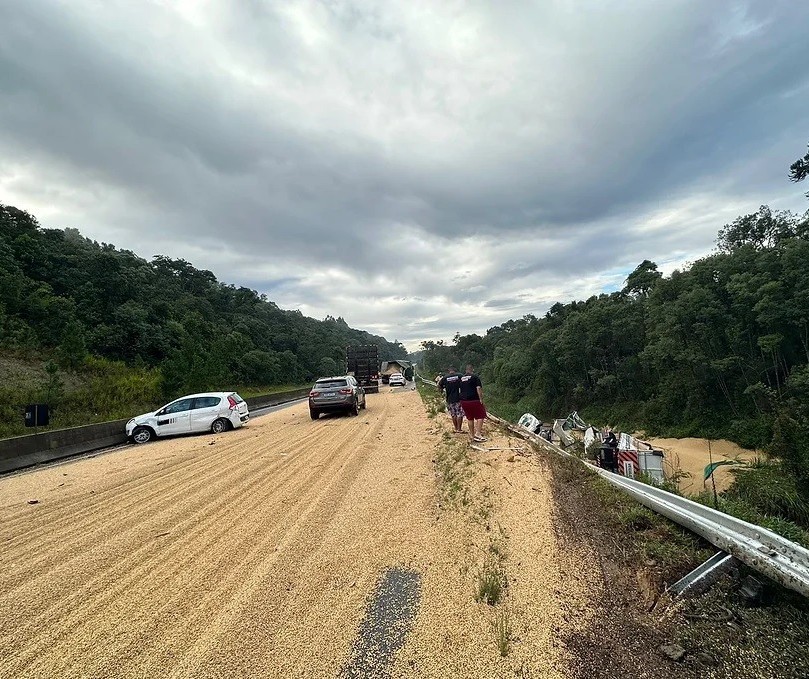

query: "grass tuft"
xmin=475 ymin=558 xmax=507 ymax=605
xmin=493 ymin=608 xmax=512 ymax=657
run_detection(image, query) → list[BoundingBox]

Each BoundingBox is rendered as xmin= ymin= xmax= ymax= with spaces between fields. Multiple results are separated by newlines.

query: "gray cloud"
xmin=1 ymin=0 xmax=808 ymax=349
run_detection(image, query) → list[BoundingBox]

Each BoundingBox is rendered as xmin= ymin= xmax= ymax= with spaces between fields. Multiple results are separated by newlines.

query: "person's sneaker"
xmin=473 ymin=436 xmax=487 ymax=442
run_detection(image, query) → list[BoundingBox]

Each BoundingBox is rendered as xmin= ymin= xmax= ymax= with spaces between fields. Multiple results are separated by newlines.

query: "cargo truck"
xmin=346 ymin=345 xmax=380 ymax=393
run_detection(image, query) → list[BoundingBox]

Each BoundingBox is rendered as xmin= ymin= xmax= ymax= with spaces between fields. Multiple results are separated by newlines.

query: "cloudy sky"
xmin=2 ymin=1 xmax=808 ymax=350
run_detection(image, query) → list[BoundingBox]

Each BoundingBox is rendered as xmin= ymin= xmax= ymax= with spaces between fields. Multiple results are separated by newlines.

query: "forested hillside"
xmin=0 ymin=204 xmax=406 ymax=435
xmin=421 ymin=206 xmax=809 ymax=526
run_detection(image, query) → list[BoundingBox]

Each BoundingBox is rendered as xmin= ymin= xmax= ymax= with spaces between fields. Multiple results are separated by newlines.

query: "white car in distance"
xmin=126 ymin=392 xmax=249 ymax=444
xmin=388 ymin=372 xmax=406 ymax=387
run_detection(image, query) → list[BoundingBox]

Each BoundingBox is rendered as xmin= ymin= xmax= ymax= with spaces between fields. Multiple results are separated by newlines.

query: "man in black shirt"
xmin=459 ymin=364 xmax=487 ymax=443
xmin=438 ymin=366 xmax=464 ymax=433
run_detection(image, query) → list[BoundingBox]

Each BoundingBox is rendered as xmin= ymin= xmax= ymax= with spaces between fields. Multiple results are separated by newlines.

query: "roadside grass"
xmin=717 ymin=458 xmax=809 ymax=535
xmin=693 ymin=490 xmax=809 ymax=548
xmin=417 ymin=383 xmax=513 ymax=660
xmin=493 ymin=608 xmax=512 ymax=657
xmin=433 ymin=431 xmax=474 ymax=509
xmin=416 ymin=380 xmax=446 ymax=418
xmin=552 ymin=453 xmax=711 ymax=581
xmin=475 ymin=556 xmax=507 ymax=605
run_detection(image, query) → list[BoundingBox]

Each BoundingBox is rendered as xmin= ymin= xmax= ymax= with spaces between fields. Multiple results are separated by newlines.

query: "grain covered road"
xmin=0 ymin=388 xmax=598 ymax=678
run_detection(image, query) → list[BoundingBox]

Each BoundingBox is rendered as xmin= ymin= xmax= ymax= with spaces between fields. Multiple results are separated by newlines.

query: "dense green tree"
xmin=790 ymin=143 xmax=809 ymax=198
xmin=58 ymin=319 xmax=87 ymax=370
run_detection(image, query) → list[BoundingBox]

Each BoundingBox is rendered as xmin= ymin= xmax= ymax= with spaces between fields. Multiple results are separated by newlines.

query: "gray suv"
xmin=309 ymin=376 xmax=366 ymax=419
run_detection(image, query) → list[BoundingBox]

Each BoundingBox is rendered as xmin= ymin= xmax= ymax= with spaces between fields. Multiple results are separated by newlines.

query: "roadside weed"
xmin=493 ymin=608 xmax=512 ymax=657
xmin=475 ymin=558 xmax=506 ymax=605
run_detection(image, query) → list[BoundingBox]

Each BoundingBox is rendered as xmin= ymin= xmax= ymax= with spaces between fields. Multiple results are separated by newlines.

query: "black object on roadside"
xmin=24 ymin=404 xmax=49 ymax=428
xmin=598 ymin=443 xmax=618 ymax=473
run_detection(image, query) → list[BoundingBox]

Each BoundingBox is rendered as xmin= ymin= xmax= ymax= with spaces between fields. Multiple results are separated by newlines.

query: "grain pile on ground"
xmin=649 ymin=437 xmax=756 ymax=494
xmin=2 ymin=389 xmax=600 ymax=677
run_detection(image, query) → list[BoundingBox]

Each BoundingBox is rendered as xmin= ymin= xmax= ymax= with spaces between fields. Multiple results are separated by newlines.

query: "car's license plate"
xmin=325 ymin=392 xmax=336 ymax=397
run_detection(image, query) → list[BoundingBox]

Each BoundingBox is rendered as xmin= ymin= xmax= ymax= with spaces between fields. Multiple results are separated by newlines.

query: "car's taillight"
xmin=310 ymin=391 xmax=320 ymax=397
xmin=339 ymin=388 xmax=352 ymax=394
xmin=227 ymin=395 xmax=238 ymax=409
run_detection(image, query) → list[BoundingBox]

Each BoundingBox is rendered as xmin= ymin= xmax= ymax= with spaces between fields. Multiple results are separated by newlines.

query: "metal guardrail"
xmin=486 ymin=412 xmax=809 ymax=599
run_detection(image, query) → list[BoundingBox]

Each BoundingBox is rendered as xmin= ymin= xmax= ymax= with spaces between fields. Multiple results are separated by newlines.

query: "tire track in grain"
xmin=0 ymin=418 xmax=338 ymax=576
xmin=0 ymin=422 xmax=327 ymax=553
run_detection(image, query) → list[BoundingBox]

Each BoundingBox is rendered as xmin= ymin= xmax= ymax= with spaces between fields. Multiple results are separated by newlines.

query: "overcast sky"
xmin=2 ymin=1 xmax=808 ymax=350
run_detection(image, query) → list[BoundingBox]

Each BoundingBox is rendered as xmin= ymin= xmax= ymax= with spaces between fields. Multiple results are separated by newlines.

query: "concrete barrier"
xmin=0 ymin=419 xmax=129 ymax=474
xmin=0 ymin=388 xmax=310 ymax=475
xmin=247 ymin=388 xmax=310 ymax=410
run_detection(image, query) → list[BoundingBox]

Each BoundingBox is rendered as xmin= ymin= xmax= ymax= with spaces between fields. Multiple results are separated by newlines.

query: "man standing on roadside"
xmin=459 ymin=364 xmax=487 ymax=443
xmin=438 ymin=366 xmax=464 ymax=434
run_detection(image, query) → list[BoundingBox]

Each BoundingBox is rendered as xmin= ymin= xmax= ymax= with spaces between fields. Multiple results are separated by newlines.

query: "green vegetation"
xmin=419 ymin=202 xmax=809 ymax=530
xmin=0 ymin=204 xmax=406 ymax=436
xmin=416 ymin=379 xmax=447 ymax=418
xmin=475 ymin=557 xmax=507 ymax=605
xmin=493 ymin=608 xmax=512 ymax=657
xmin=554 ymin=454 xmax=710 ymax=580
xmin=432 ymin=430 xmax=473 ymax=509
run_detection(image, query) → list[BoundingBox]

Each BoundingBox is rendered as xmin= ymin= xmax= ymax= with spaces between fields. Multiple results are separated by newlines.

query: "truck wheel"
xmin=132 ymin=426 xmax=153 ymax=444
xmin=211 ymin=418 xmax=230 ymax=434
xmin=310 ymin=409 xmax=319 ymax=420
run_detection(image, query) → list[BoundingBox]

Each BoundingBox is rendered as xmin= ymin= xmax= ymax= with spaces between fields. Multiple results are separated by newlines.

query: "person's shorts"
xmin=460 ymin=400 xmax=487 ymax=420
xmin=447 ymin=401 xmax=464 ymax=418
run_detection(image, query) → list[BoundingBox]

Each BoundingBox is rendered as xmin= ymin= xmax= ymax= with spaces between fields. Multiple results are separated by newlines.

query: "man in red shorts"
xmin=459 ymin=364 xmax=487 ymax=443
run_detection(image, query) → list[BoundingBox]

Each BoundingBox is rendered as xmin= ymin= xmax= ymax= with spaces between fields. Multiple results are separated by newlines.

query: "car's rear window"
xmin=195 ymin=396 xmax=221 ymax=408
xmin=315 ymin=379 xmax=347 ymax=389
xmin=229 ymin=393 xmax=244 ymax=403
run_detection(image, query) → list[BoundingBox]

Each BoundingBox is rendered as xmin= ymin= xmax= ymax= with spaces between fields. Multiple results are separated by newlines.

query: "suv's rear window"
xmin=315 ymin=379 xmax=347 ymax=389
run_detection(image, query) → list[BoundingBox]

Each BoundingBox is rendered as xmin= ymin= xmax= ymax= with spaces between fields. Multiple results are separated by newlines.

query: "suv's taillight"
xmin=310 ymin=390 xmax=320 ymax=397
xmin=227 ymin=395 xmax=238 ymax=409
xmin=339 ymin=388 xmax=352 ymax=394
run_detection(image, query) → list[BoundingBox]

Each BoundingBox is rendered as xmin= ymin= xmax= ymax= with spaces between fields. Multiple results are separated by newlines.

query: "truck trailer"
xmin=346 ymin=345 xmax=380 ymax=393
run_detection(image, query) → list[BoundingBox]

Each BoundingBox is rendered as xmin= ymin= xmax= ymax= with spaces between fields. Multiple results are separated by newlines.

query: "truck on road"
xmin=346 ymin=345 xmax=380 ymax=393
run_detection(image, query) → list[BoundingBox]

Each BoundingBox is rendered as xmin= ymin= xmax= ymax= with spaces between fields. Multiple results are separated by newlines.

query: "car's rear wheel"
xmin=211 ymin=418 xmax=230 ymax=434
xmin=310 ymin=409 xmax=319 ymax=420
xmin=132 ymin=426 xmax=154 ymax=444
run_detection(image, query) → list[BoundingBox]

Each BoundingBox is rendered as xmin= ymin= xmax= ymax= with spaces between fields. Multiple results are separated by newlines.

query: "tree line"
xmin=0 ymin=204 xmax=406 ymax=432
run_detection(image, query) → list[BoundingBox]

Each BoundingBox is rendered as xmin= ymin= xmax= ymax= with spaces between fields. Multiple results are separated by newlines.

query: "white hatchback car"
xmin=126 ymin=392 xmax=249 ymax=444
xmin=388 ymin=372 xmax=406 ymax=387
